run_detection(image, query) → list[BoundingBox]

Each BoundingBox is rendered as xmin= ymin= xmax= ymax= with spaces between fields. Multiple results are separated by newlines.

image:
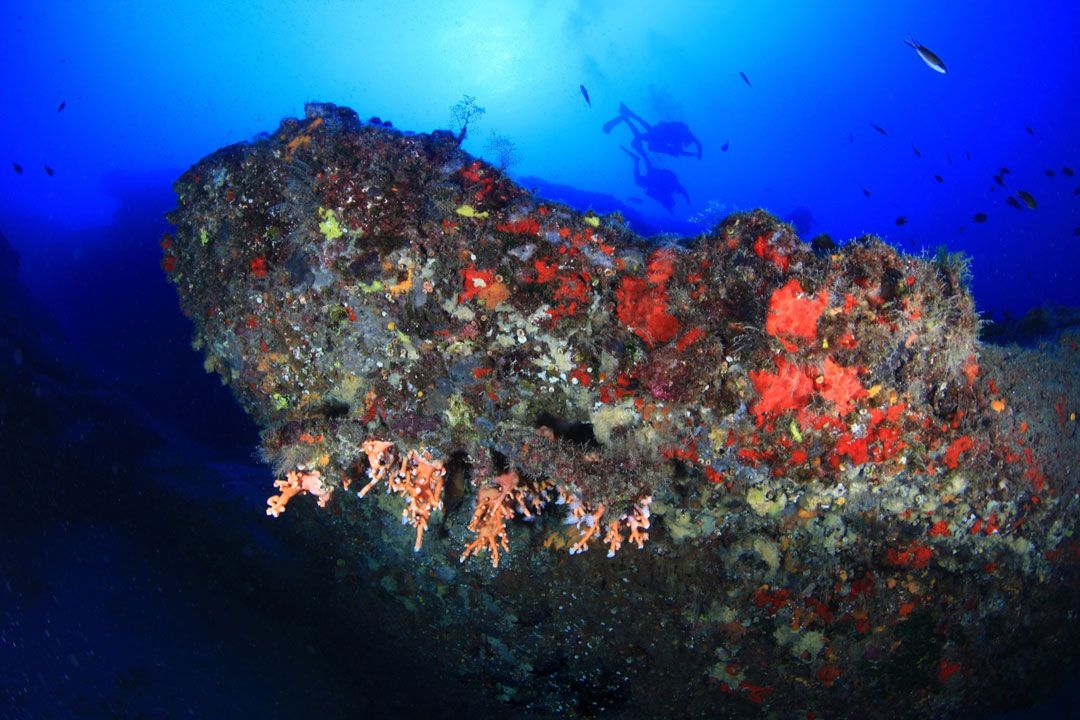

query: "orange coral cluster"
xmin=562 ymin=491 xmax=653 ymax=558
xmin=459 ymin=471 xmax=525 ymax=568
xmin=359 ymin=440 xmax=447 ymax=551
xmin=266 ymin=467 xmax=333 ymax=517
xmin=602 ymin=497 xmax=653 ymax=558
xmin=349 ymin=440 xmax=652 ymax=568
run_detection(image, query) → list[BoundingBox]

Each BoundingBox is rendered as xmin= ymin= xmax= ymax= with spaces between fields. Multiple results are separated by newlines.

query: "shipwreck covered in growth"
xmin=163 ymin=103 xmax=1080 ymax=719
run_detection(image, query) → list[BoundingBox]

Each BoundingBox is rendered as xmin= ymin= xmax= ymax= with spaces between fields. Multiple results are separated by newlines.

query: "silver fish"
xmin=905 ymin=36 xmax=947 ymax=74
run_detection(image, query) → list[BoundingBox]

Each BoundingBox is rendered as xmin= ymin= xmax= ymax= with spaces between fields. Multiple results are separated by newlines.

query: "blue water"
xmin=1 ymin=2 xmax=1079 ymax=718
xmin=4 ymin=2 xmax=1080 ymax=318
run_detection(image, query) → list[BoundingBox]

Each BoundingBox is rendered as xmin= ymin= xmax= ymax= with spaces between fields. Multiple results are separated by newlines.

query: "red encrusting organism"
xmin=616 ymin=275 xmax=680 ymax=345
xmin=817 ymin=357 xmax=868 ymax=415
xmin=765 ymin=278 xmax=829 ymax=349
xmin=749 ymin=356 xmax=814 ymax=420
xmin=943 ymin=435 xmax=974 ymax=470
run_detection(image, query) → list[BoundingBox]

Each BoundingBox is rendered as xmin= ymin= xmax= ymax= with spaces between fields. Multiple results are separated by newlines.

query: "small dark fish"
xmin=739 ymin=71 xmax=752 ymax=87
xmin=1026 ymin=125 xmax=1035 ymax=135
xmin=849 ymin=133 xmax=854 ymax=143
xmin=895 ymin=216 xmax=907 ymax=226
xmin=1074 ymin=186 xmax=1080 ymax=196
xmin=863 ymin=188 xmax=872 ymax=197
xmin=993 ymin=174 xmax=1005 ymax=187
xmin=1006 ymin=196 xmax=1023 ymax=211
xmin=579 ymin=84 xmax=591 ymax=107
xmin=912 ymin=144 xmax=922 ymax=158
xmin=965 ymin=149 xmax=972 ymax=161
xmin=1000 ymin=167 xmax=1011 ymax=175
xmin=947 ymin=153 xmax=952 ymax=165
xmin=973 ymin=212 xmax=987 ymax=223
xmin=721 ymin=141 xmax=729 ymax=152
xmin=1045 ymin=169 xmax=1055 ymax=177
xmin=44 ymin=165 xmax=54 ymax=177
xmin=1063 ymin=167 xmax=1074 ymax=177
xmin=811 ymin=233 xmax=836 ymax=252
xmin=905 ymin=35 xmax=947 ymax=73
xmin=12 ymin=162 xmax=22 ymax=174
xmin=934 ymin=174 xmax=944 ymax=183
xmin=57 ymin=100 xmax=66 ymax=113
xmin=871 ymin=123 xmax=889 ymax=136
xmin=1016 ymin=190 xmax=1037 ymax=209
xmin=1074 ymin=227 xmax=1080 ymax=237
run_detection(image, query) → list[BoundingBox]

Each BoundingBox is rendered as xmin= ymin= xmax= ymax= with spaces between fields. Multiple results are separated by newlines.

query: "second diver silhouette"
xmin=621 ymin=146 xmax=690 ymax=214
xmin=603 ymin=102 xmax=702 ymax=159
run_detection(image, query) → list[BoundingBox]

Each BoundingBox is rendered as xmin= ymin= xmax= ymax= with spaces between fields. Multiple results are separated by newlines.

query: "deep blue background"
xmin=3 ymin=1 xmax=1079 ymax=323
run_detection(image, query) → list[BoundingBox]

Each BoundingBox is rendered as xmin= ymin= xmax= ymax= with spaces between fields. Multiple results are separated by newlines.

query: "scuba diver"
xmin=621 ymin=146 xmax=690 ymax=214
xmin=604 ymin=102 xmax=703 ymax=160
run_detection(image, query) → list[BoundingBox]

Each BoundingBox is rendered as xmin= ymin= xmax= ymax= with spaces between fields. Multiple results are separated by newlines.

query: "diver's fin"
xmin=602 ymin=102 xmax=632 ymax=134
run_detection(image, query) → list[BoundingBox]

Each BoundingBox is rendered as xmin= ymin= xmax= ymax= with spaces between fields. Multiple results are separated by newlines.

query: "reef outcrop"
xmin=164 ymin=103 xmax=1080 ymax=719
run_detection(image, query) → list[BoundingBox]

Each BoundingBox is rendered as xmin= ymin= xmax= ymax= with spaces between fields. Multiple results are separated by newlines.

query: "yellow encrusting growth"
xmin=455 ymin=204 xmax=490 ymax=219
xmin=318 ymin=207 xmax=344 ymax=240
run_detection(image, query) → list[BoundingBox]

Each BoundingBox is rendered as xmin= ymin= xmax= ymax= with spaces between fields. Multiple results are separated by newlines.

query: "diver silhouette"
xmin=604 ymin=102 xmax=702 ymax=159
xmin=621 ymin=146 xmax=690 ymax=214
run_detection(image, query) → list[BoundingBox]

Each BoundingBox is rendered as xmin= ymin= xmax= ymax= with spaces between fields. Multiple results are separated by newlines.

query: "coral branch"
xmin=358 ymin=440 xmax=446 ymax=551
xmin=398 ymin=451 xmax=447 ymax=551
xmin=461 ymin=471 xmax=521 ymax=568
xmin=266 ymin=467 xmax=332 ymax=517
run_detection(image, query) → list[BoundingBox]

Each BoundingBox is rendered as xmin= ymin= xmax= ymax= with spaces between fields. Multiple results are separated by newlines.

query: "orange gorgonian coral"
xmin=357 ymin=440 xmax=447 ymax=551
xmin=266 ymin=467 xmax=333 ymax=518
xmin=460 ymin=470 xmax=524 ymax=568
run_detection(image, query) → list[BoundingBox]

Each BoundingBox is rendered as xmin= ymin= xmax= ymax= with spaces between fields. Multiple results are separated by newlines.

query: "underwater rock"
xmin=982 ymin=304 xmax=1080 ymax=346
xmin=164 ymin=103 xmax=1080 ymax=719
